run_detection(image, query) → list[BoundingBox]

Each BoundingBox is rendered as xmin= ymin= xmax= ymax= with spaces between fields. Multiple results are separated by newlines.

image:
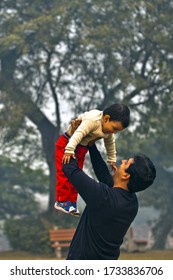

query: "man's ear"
xmin=103 ymin=114 xmax=110 ymax=122
xmin=122 ymin=173 xmax=131 ymax=181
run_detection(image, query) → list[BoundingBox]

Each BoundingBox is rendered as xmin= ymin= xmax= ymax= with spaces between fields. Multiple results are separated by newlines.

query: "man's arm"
xmin=88 ymin=144 xmax=114 ymax=188
xmin=62 ymin=158 xmax=108 ymax=206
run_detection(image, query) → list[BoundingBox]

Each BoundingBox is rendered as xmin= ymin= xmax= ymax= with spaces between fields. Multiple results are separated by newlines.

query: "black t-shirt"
xmin=63 ymin=145 xmax=138 ymax=260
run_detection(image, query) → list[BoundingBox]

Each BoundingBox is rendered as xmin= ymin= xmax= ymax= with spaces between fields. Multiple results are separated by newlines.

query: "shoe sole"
xmin=70 ymin=211 xmax=80 ymax=217
xmin=54 ymin=203 xmax=80 ymax=217
xmin=54 ymin=204 xmax=69 ymax=214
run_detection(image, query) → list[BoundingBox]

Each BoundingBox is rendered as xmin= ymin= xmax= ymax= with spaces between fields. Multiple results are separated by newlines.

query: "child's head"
xmin=102 ymin=104 xmax=130 ymax=134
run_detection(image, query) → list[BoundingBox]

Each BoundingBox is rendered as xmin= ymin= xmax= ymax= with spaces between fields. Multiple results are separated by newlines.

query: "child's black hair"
xmin=103 ymin=104 xmax=130 ymax=128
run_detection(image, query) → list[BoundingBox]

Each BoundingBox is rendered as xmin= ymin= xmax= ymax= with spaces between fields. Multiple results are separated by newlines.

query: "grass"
xmin=119 ymin=250 xmax=173 ymax=260
xmin=0 ymin=250 xmax=173 ymax=260
xmin=0 ymin=251 xmax=56 ymax=260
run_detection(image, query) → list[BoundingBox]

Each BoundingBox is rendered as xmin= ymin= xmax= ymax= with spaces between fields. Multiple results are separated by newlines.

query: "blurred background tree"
xmin=0 ymin=0 xmax=173 ymax=250
xmin=0 ymin=155 xmax=48 ymax=219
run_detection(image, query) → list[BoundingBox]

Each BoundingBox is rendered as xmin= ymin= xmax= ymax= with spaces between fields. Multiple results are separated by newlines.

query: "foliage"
xmin=0 ymin=0 xmax=172 ymax=129
xmin=4 ymin=217 xmax=52 ymax=254
xmin=0 ymin=155 xmax=48 ymax=219
xmin=0 ymin=0 xmax=173 ymax=248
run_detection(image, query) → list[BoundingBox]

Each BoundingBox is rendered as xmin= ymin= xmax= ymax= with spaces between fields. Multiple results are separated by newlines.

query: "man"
xmin=62 ymin=143 xmax=156 ymax=260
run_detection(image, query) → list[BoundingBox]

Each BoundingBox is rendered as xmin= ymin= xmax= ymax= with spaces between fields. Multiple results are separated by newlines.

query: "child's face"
xmin=102 ymin=115 xmax=124 ymax=134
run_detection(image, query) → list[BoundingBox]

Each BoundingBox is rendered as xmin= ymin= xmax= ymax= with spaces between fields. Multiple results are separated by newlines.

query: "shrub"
xmin=4 ymin=217 xmax=53 ymax=254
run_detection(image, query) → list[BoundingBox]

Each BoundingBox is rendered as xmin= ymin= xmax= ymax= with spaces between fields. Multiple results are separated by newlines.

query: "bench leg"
xmin=55 ymin=247 xmax=62 ymax=259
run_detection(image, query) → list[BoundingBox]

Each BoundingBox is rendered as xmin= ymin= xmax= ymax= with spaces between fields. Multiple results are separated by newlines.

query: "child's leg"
xmin=69 ymin=145 xmax=88 ymax=203
xmin=55 ymin=135 xmax=75 ymax=202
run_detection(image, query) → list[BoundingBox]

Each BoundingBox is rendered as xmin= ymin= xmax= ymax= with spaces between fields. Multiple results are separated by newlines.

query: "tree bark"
xmin=27 ymin=109 xmax=59 ymax=214
xmin=152 ymin=202 xmax=173 ymax=249
xmin=1 ymin=50 xmax=59 ymax=214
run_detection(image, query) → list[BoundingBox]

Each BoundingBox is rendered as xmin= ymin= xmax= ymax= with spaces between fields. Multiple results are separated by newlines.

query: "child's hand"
xmin=109 ymin=162 xmax=118 ymax=172
xmin=62 ymin=153 xmax=76 ymax=164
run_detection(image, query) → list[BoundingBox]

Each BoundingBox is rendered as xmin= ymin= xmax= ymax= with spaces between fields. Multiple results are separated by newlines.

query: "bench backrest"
xmin=49 ymin=228 xmax=76 ymax=242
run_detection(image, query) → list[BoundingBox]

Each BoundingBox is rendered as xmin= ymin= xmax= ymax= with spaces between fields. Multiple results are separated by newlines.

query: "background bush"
xmin=4 ymin=217 xmax=53 ymax=254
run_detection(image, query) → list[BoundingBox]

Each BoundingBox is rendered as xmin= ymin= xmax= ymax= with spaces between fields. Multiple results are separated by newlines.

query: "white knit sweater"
xmin=65 ymin=109 xmax=116 ymax=163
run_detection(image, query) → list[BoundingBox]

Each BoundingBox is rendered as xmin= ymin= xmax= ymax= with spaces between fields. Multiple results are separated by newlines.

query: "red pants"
xmin=55 ymin=135 xmax=88 ymax=202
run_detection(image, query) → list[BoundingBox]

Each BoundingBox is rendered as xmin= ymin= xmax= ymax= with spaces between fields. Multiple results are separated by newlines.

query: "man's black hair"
xmin=126 ymin=153 xmax=156 ymax=193
xmin=103 ymin=104 xmax=130 ymax=128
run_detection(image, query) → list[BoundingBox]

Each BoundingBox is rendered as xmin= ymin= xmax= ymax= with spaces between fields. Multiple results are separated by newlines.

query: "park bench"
xmin=49 ymin=227 xmax=76 ymax=258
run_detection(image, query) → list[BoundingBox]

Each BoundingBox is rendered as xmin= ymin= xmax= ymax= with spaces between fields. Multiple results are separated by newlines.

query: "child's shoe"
xmin=71 ymin=202 xmax=80 ymax=217
xmin=54 ymin=201 xmax=79 ymax=216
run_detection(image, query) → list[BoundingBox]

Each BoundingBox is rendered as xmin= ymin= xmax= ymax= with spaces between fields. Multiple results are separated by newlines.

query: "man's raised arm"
xmin=88 ymin=144 xmax=114 ymax=188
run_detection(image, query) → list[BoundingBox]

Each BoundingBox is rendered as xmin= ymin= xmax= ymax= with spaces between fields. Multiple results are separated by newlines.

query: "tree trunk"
xmin=27 ymin=109 xmax=60 ymax=214
xmin=152 ymin=202 xmax=173 ymax=249
xmin=1 ymin=50 xmax=60 ymax=214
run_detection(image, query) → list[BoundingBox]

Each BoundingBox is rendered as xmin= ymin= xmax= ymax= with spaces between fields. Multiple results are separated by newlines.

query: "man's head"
xmin=113 ymin=153 xmax=156 ymax=193
xmin=102 ymin=104 xmax=130 ymax=134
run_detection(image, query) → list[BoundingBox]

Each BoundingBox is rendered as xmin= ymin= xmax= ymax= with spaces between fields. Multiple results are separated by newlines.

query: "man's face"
xmin=102 ymin=116 xmax=124 ymax=134
xmin=112 ymin=158 xmax=134 ymax=181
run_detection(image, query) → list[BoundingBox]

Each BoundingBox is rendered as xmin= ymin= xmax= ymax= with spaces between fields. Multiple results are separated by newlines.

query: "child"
xmin=54 ymin=103 xmax=130 ymax=216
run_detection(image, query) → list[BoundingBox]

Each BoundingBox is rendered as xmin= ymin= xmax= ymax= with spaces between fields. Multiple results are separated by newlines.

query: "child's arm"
xmin=64 ymin=119 xmax=96 ymax=158
xmin=104 ymin=134 xmax=117 ymax=163
xmin=62 ymin=119 xmax=82 ymax=164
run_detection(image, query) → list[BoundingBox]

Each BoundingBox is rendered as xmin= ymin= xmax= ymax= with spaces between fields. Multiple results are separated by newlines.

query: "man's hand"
xmin=62 ymin=153 xmax=76 ymax=164
xmin=70 ymin=119 xmax=82 ymax=135
xmin=109 ymin=162 xmax=118 ymax=172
